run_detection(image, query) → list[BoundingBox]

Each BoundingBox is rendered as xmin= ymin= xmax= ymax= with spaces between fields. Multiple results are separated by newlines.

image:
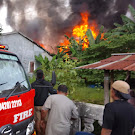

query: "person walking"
xmin=31 ymin=69 xmax=56 ymax=135
xmin=41 ymin=85 xmax=78 ymax=135
xmin=101 ymin=80 xmax=135 ymax=135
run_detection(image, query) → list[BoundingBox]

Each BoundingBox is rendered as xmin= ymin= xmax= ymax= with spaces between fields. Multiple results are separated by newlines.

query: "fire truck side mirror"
xmin=51 ymin=71 xmax=56 ymax=86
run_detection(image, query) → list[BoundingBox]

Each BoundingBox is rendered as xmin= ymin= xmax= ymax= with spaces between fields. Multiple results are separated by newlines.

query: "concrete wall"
xmin=70 ymin=102 xmax=104 ymax=134
xmin=0 ymin=32 xmax=52 ymax=74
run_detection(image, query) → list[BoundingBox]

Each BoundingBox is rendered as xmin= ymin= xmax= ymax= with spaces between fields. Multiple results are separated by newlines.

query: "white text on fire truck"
xmin=13 ymin=108 xmax=33 ymax=123
xmin=0 ymin=99 xmax=22 ymax=111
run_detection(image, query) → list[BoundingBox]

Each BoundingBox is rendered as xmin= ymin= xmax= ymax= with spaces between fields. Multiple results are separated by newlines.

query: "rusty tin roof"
xmin=75 ymin=53 xmax=135 ymax=71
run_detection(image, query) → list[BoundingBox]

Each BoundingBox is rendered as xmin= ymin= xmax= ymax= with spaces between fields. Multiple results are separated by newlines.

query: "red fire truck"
xmin=0 ymin=45 xmax=35 ymax=135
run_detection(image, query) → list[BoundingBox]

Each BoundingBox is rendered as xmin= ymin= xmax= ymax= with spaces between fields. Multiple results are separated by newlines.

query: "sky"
xmin=0 ymin=0 xmax=135 ymax=53
xmin=0 ymin=4 xmax=13 ymax=33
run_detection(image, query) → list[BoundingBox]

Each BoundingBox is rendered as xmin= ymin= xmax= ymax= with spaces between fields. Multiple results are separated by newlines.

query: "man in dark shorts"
xmin=31 ymin=69 xmax=56 ymax=135
xmin=101 ymin=80 xmax=135 ymax=135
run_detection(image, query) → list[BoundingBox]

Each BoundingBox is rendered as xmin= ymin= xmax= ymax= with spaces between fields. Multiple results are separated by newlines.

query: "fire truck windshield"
xmin=0 ymin=58 xmax=30 ymax=98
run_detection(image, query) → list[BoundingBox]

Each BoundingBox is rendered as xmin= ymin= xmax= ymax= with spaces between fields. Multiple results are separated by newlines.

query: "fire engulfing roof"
xmin=75 ymin=53 xmax=135 ymax=71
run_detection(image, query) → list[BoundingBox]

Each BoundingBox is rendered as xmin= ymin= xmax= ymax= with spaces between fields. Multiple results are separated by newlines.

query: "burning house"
xmin=0 ymin=31 xmax=52 ymax=75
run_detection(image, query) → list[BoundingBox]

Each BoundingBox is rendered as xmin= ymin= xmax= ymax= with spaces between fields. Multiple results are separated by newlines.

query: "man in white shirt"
xmin=41 ymin=85 xmax=78 ymax=135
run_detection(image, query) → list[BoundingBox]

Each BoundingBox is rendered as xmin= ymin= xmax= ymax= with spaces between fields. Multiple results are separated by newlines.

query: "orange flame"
xmin=35 ymin=40 xmax=46 ymax=50
xmin=59 ymin=39 xmax=70 ymax=53
xmin=59 ymin=12 xmax=103 ymax=52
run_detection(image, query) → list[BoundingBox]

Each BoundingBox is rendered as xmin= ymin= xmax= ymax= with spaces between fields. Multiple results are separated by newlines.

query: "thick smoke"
xmin=70 ymin=0 xmax=135 ymax=28
xmin=4 ymin=0 xmax=135 ymax=53
xmin=0 ymin=0 xmax=4 ymax=7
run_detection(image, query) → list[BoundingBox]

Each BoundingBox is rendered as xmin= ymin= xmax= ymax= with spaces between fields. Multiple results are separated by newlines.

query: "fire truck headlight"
xmin=0 ymin=125 xmax=13 ymax=135
xmin=26 ymin=120 xmax=35 ymax=135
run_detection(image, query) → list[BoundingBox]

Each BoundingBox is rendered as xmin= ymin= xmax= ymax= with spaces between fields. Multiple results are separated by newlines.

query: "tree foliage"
xmin=77 ymin=5 xmax=135 ymax=84
xmin=34 ymin=54 xmax=85 ymax=94
xmin=105 ymin=4 xmax=135 ymax=38
xmin=57 ymin=26 xmax=104 ymax=59
xmin=33 ymin=4 xmax=135 ymax=87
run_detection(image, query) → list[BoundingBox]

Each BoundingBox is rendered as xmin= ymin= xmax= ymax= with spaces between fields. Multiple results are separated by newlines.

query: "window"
xmin=29 ymin=62 xmax=34 ymax=73
xmin=0 ymin=59 xmax=30 ymax=97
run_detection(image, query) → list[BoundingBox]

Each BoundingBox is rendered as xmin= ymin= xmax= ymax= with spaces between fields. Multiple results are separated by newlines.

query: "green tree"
xmin=77 ymin=4 xmax=135 ymax=84
xmin=105 ymin=4 xmax=135 ymax=38
xmin=57 ymin=26 xmax=104 ymax=59
xmin=32 ymin=54 xmax=85 ymax=94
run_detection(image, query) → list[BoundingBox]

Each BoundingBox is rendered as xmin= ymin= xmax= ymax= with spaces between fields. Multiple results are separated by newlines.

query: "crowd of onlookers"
xmin=31 ymin=69 xmax=78 ymax=135
xmin=32 ymin=69 xmax=135 ymax=135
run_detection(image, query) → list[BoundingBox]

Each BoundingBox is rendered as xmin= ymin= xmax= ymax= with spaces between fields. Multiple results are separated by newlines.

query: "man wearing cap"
xmin=31 ymin=69 xmax=57 ymax=135
xmin=101 ymin=80 xmax=135 ymax=135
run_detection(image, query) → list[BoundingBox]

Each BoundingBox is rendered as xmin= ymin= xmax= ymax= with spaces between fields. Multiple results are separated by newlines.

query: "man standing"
xmin=41 ymin=85 xmax=78 ymax=135
xmin=31 ymin=69 xmax=56 ymax=135
xmin=101 ymin=80 xmax=135 ymax=135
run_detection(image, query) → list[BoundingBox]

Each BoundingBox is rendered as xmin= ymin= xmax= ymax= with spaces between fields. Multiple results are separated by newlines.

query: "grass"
xmin=68 ymin=86 xmax=104 ymax=105
xmin=29 ymin=76 xmax=104 ymax=105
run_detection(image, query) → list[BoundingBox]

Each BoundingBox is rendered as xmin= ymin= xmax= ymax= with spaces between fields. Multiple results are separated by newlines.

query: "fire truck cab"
xmin=0 ymin=45 xmax=35 ymax=135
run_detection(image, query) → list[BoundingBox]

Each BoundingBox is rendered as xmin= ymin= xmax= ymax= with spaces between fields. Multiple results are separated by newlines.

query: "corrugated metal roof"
xmin=75 ymin=53 xmax=135 ymax=71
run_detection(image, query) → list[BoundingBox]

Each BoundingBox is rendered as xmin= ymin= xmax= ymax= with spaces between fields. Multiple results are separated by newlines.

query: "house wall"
xmin=0 ymin=32 xmax=52 ymax=75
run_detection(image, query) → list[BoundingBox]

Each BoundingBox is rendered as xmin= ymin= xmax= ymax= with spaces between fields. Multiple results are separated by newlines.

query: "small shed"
xmin=0 ymin=31 xmax=52 ymax=75
xmin=75 ymin=53 xmax=135 ymax=104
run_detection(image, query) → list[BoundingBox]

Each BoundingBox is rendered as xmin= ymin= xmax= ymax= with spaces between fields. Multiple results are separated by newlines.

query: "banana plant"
xmin=105 ymin=4 xmax=135 ymax=38
xmin=86 ymin=29 xmax=95 ymax=45
xmin=86 ymin=26 xmax=104 ymax=45
xmin=95 ymin=25 xmax=104 ymax=44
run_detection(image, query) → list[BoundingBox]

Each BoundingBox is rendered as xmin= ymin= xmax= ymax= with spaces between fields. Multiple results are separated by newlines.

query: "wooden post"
xmin=104 ymin=70 xmax=110 ymax=105
xmin=125 ymin=71 xmax=131 ymax=83
xmin=110 ymin=70 xmax=114 ymax=102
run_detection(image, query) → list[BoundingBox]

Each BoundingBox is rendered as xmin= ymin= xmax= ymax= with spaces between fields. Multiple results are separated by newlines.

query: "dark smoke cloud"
xmin=103 ymin=0 xmax=135 ymax=28
xmin=4 ymin=0 xmax=135 ymax=53
xmin=0 ymin=0 xmax=4 ymax=7
xmin=70 ymin=0 xmax=135 ymax=29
